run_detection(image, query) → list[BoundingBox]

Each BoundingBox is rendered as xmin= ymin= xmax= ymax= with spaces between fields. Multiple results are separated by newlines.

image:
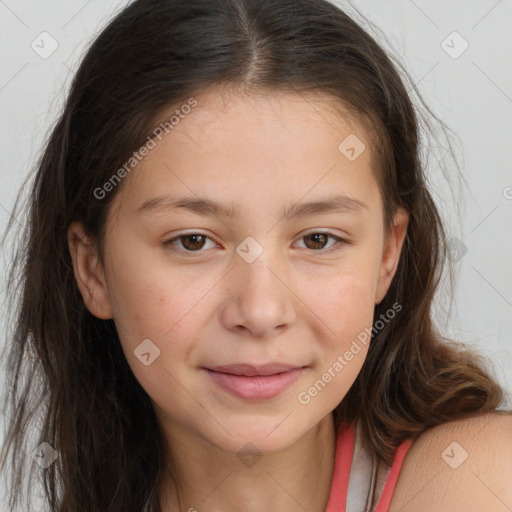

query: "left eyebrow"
xmin=136 ymin=194 xmax=369 ymax=219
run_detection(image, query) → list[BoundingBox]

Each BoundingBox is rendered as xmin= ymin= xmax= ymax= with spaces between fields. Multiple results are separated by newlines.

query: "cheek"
xmin=109 ymin=271 xmax=197 ymax=405
xmin=294 ymin=266 xmax=377 ymax=401
xmin=106 ymin=249 xmax=222 ymax=384
xmin=103 ymin=249 xmax=188 ymax=380
xmin=105 ymin=239 xmax=191 ymax=334
xmin=301 ymin=261 xmax=380 ymax=340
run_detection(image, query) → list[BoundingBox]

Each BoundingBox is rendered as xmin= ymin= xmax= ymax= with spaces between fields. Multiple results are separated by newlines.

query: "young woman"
xmin=1 ymin=1 xmax=511 ymax=511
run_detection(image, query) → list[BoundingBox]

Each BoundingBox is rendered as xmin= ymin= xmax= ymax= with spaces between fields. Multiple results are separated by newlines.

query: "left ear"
xmin=375 ymin=207 xmax=409 ymax=305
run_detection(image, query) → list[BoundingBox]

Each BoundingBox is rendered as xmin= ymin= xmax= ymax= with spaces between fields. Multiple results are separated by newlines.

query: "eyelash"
xmin=162 ymin=231 xmax=348 ymax=255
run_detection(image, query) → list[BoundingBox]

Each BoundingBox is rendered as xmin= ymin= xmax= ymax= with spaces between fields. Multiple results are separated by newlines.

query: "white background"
xmin=1 ymin=0 xmax=511 ymax=508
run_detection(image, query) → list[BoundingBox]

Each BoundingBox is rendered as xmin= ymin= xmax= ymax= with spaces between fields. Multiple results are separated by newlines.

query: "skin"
xmin=389 ymin=412 xmax=512 ymax=511
xmin=68 ymin=85 xmax=409 ymax=512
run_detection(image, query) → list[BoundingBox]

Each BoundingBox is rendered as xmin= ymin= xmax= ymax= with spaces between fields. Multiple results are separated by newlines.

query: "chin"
xmin=203 ymin=417 xmax=308 ymax=456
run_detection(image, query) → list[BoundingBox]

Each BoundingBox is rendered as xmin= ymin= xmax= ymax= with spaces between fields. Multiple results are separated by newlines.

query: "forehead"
xmin=112 ymin=86 xmax=381 ymax=217
xmin=165 ymin=86 xmax=370 ymax=153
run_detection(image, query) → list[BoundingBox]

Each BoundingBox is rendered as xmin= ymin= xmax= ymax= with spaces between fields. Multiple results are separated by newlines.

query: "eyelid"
xmin=294 ymin=230 xmax=348 ymax=253
xmin=162 ymin=229 xmax=349 ymax=255
xmin=162 ymin=231 xmax=218 ymax=254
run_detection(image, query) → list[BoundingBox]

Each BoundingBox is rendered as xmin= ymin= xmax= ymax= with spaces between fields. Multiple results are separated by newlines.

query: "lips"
xmin=203 ymin=363 xmax=307 ymax=401
xmin=205 ymin=363 xmax=304 ymax=376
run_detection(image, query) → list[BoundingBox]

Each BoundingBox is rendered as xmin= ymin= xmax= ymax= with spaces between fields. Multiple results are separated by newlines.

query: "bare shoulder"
xmin=389 ymin=412 xmax=512 ymax=512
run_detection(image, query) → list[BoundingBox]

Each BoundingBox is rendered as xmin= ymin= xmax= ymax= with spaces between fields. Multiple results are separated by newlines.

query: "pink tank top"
xmin=325 ymin=422 xmax=413 ymax=512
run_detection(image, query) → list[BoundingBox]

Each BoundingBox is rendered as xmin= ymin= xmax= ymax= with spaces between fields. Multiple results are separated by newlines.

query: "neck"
xmin=157 ymin=413 xmax=337 ymax=512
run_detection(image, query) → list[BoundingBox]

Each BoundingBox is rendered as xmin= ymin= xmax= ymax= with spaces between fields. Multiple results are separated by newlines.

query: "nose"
xmin=219 ymin=243 xmax=298 ymax=338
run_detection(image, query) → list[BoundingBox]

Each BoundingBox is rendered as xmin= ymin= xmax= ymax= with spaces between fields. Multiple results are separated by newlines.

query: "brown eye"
xmin=163 ymin=231 xmax=347 ymax=256
xmin=296 ymin=232 xmax=346 ymax=253
xmin=179 ymin=234 xmax=207 ymax=251
xmin=163 ymin=233 xmax=216 ymax=253
xmin=303 ymin=233 xmax=329 ymax=250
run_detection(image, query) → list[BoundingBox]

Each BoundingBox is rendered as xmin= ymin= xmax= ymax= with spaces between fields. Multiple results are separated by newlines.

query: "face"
xmin=69 ymin=86 xmax=408 ymax=456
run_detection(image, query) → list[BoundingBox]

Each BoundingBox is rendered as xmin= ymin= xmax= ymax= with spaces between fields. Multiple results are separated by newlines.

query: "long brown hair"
xmin=1 ymin=0 xmax=509 ymax=511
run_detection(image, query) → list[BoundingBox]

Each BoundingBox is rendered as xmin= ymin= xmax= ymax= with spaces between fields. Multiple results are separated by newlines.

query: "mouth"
xmin=205 ymin=363 xmax=306 ymax=376
xmin=203 ymin=363 xmax=308 ymax=401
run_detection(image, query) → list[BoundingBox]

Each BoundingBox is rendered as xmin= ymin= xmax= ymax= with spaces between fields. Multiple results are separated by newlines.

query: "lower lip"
xmin=204 ymin=367 xmax=306 ymax=401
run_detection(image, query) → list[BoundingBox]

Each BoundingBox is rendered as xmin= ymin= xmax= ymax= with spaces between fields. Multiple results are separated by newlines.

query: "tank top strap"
xmin=374 ymin=437 xmax=413 ymax=511
xmin=325 ymin=421 xmax=414 ymax=512
xmin=325 ymin=422 xmax=355 ymax=511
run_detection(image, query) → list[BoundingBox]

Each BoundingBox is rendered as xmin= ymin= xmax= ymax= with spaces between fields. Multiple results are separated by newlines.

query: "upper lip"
xmin=205 ymin=363 xmax=305 ymax=376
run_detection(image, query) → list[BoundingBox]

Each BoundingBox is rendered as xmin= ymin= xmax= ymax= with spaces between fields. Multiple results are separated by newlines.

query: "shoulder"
xmin=389 ymin=412 xmax=512 ymax=512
